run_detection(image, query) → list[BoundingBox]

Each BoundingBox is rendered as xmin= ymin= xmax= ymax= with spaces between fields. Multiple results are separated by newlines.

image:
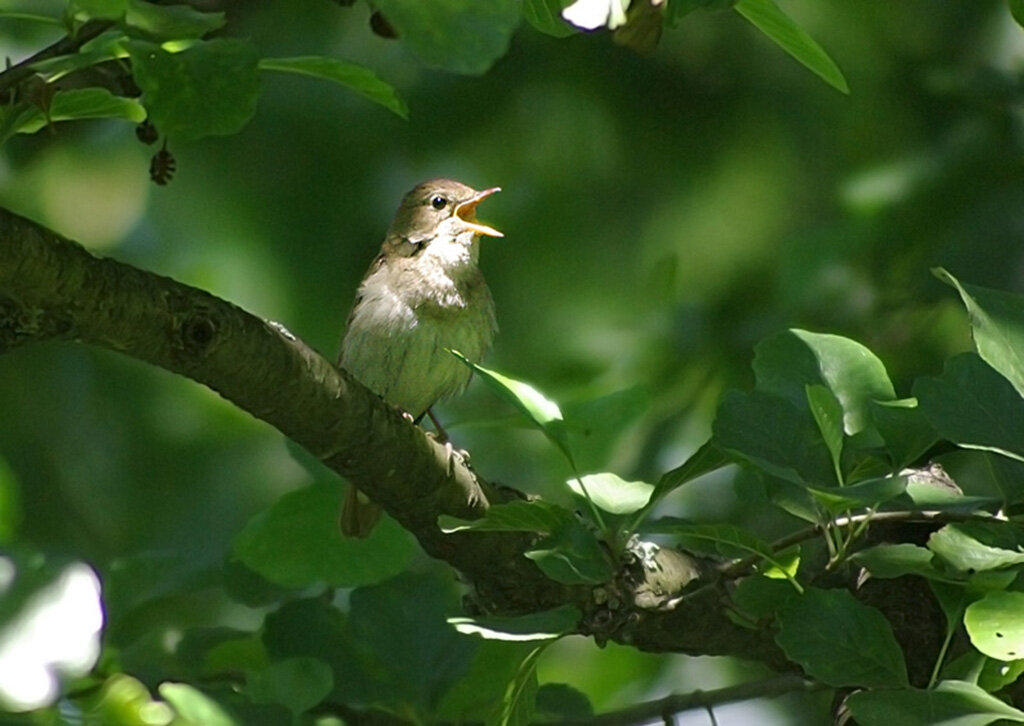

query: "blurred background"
xmin=0 ymin=0 xmax=1022 ymax=722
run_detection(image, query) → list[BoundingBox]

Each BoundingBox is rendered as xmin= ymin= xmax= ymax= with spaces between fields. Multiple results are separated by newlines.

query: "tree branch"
xmin=0 ymin=205 xmax=787 ymax=666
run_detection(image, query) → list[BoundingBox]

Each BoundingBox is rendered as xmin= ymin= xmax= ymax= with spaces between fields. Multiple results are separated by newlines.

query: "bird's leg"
xmin=425 ymin=407 xmax=450 ymax=443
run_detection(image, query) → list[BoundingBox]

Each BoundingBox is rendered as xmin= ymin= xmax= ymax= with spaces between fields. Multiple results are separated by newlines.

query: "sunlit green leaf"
xmin=10 ymin=88 xmax=145 ymax=137
xmin=449 ymin=605 xmax=580 ymax=641
xmin=928 ymin=523 xmax=1024 ymax=573
xmin=69 ymin=0 xmax=125 ymax=20
xmin=567 ymin=472 xmax=653 ymax=515
xmin=776 ymin=587 xmax=908 ymax=688
xmin=259 ymin=56 xmax=408 ymax=119
xmin=125 ymin=0 xmax=226 ymax=39
xmin=734 ymin=0 xmax=849 ymax=94
xmin=159 ymin=683 xmax=235 ymax=726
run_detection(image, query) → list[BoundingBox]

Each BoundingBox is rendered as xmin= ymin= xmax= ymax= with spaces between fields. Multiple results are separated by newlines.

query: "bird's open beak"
xmin=455 ymin=186 xmax=503 ymax=238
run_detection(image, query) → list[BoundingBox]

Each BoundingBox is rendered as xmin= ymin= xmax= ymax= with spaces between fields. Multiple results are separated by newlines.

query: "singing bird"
xmin=338 ymin=179 xmax=502 ymax=536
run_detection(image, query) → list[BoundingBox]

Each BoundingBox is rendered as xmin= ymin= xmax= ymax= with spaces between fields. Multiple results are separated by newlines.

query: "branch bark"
xmin=0 ymin=205 xmax=786 ymax=666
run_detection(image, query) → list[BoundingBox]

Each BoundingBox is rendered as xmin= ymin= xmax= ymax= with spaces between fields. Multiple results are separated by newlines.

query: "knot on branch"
xmin=176 ymin=309 xmax=218 ymax=354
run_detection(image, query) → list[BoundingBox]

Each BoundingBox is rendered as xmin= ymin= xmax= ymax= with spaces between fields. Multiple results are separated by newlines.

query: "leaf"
xmin=438 ymin=500 xmax=575 ymax=534
xmin=936 ymin=268 xmax=1024 ymax=397
xmin=870 ymin=398 xmax=939 ymax=470
xmin=232 ymin=481 xmax=415 ymax=588
xmin=734 ymin=0 xmax=849 ymax=94
xmin=69 ymin=0 xmax=126 ymax=20
xmin=448 ymin=605 xmax=580 ymax=641
xmin=535 ymin=683 xmax=593 ymax=720
xmin=10 ymin=88 xmax=146 ymax=136
xmin=730 ymin=575 xmax=800 ymax=619
xmin=915 ymin=353 xmax=1024 ymax=464
xmin=127 ymin=38 xmax=260 ymax=142
xmin=753 ymin=329 xmax=895 ymax=435
xmin=124 ymin=0 xmax=226 ymax=40
xmin=851 ymin=543 xmax=961 ymax=583
xmin=652 ymin=439 xmax=731 ymax=501
xmin=259 ymin=56 xmax=408 ymax=119
xmin=776 ymin=587 xmax=908 ymax=688
xmin=525 ymin=519 xmax=613 ymax=585
xmin=523 ymin=0 xmax=577 ymax=37
xmin=562 ymin=386 xmax=650 ymax=472
xmin=567 ymin=473 xmax=653 ymax=515
xmin=965 ymin=590 xmax=1024 ymax=661
xmin=436 ymin=641 xmax=537 ymax=721
xmin=492 ymin=646 xmax=543 ymax=726
xmin=806 ymin=475 xmax=907 ymax=515
xmin=1012 ymin=0 xmax=1024 ymax=29
xmin=246 ymin=657 xmax=333 ymax=716
xmin=0 ymin=12 xmax=64 ymax=27
xmin=847 ymin=680 xmax=1024 ymax=725
xmin=806 ymin=384 xmax=844 ymax=484
xmin=928 ymin=523 xmax=1024 ymax=573
xmin=454 ymin=352 xmax=575 ymax=465
xmin=713 ymin=389 xmax=835 ymax=485
xmin=158 ymin=683 xmax=235 ymax=726
xmin=372 ymin=0 xmax=521 ymax=75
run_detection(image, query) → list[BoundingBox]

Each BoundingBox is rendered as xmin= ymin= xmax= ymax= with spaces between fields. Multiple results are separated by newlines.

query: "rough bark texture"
xmin=0 ymin=205 xmax=790 ymax=666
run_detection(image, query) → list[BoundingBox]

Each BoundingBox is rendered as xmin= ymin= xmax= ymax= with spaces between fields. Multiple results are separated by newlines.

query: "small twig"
xmin=0 ymin=19 xmax=115 ymax=99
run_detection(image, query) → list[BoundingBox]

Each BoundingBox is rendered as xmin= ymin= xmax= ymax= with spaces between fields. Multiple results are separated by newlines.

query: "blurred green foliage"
xmin=1 ymin=0 xmax=1023 ymax=722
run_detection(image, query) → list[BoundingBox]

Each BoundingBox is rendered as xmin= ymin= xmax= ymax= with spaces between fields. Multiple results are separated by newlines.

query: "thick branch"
xmin=0 ymin=206 xmax=786 ymax=665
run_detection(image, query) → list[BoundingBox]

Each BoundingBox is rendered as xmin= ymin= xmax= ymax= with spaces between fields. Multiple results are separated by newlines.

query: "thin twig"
xmin=0 ymin=19 xmax=114 ymax=99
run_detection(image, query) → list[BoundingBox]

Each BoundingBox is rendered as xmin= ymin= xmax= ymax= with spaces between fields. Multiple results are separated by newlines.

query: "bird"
xmin=338 ymin=178 xmax=502 ymax=537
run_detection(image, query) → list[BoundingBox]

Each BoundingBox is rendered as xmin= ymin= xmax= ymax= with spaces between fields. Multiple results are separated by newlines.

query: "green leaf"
xmin=776 ymin=587 xmax=908 ymax=688
xmin=1012 ymin=0 xmax=1024 ymax=29
xmin=492 ymin=646 xmax=543 ymax=726
xmin=870 ymin=398 xmax=939 ymax=470
xmin=438 ymin=500 xmax=575 ymax=534
xmin=436 ymin=641 xmax=537 ymax=722
xmin=522 ymin=0 xmax=577 ymax=37
xmin=10 ymin=88 xmax=145 ymax=136
xmin=847 ymin=680 xmax=1024 ymax=725
xmin=567 ymin=473 xmax=653 ymax=515
xmin=851 ymin=543 xmax=961 ymax=583
xmin=69 ymin=0 xmax=126 ymax=20
xmin=246 ymin=657 xmax=333 ymax=716
xmin=928 ymin=523 xmax=1024 ymax=573
xmin=448 ymin=605 xmax=580 ymax=641
xmin=652 ymin=439 xmax=731 ymax=501
xmin=232 ymin=481 xmax=414 ymax=588
xmin=754 ymin=329 xmax=895 ymax=435
xmin=915 ymin=353 xmax=1024 ymax=464
xmin=730 ymin=574 xmax=800 ymax=620
xmin=806 ymin=475 xmax=907 ymax=515
xmin=128 ymin=38 xmax=259 ymax=142
xmin=372 ymin=0 xmax=521 ymax=75
xmin=562 ymin=386 xmax=650 ymax=472
xmin=525 ymin=519 xmax=613 ymax=585
xmin=259 ymin=56 xmax=408 ymax=119
xmin=535 ymin=683 xmax=593 ymax=720
xmin=936 ymin=268 xmax=1024 ymax=397
xmin=0 ymin=456 xmax=21 ymax=545
xmin=454 ymin=352 xmax=575 ymax=465
xmin=0 ymin=12 xmax=64 ymax=27
xmin=125 ymin=0 xmax=226 ymax=40
xmin=714 ymin=389 xmax=835 ymax=485
xmin=734 ymin=0 xmax=848 ymax=94
xmin=158 ymin=683 xmax=235 ymax=726
xmin=806 ymin=384 xmax=844 ymax=484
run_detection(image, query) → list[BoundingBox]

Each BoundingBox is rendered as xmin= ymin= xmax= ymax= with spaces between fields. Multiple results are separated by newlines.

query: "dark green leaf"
xmin=753 ymin=329 xmax=895 ymax=435
xmin=870 ymin=398 xmax=939 ymax=470
xmin=730 ymin=575 xmax=800 ymax=619
xmin=448 ymin=605 xmax=580 ymax=641
xmin=965 ymin=590 xmax=1024 ymax=661
xmin=1012 ymin=0 xmax=1024 ymax=29
xmin=776 ymin=587 xmax=908 ymax=688
xmin=0 ymin=12 xmax=64 ymax=27
xmin=522 ymin=0 xmax=577 ymax=37
xmin=936 ymin=268 xmax=1024 ymax=396
xmin=806 ymin=384 xmax=844 ymax=484
xmin=492 ymin=646 xmax=542 ymax=726
xmin=851 ymin=543 xmax=960 ymax=583
xmin=567 ymin=473 xmax=653 ymax=515
xmin=652 ymin=439 xmax=730 ymax=500
xmin=806 ymin=475 xmax=907 ymax=515
xmin=69 ymin=0 xmax=125 ymax=21
xmin=438 ymin=500 xmax=574 ymax=534
xmin=526 ymin=519 xmax=613 ymax=585
xmin=232 ymin=482 xmax=414 ymax=588
xmin=125 ymin=0 xmax=226 ymax=39
xmin=928 ymin=523 xmax=1024 ymax=573
xmin=247 ymin=657 xmax=333 ymax=716
xmin=259 ymin=56 xmax=408 ymax=119
xmin=915 ymin=353 xmax=1024 ymax=463
xmin=128 ymin=39 xmax=260 ymax=142
xmin=435 ymin=641 xmax=537 ymax=722
xmin=714 ymin=389 xmax=835 ymax=485
xmin=734 ymin=0 xmax=849 ymax=94
xmin=847 ymin=680 xmax=1024 ymax=725
xmin=535 ymin=683 xmax=593 ymax=720
xmin=372 ymin=0 xmax=520 ymax=75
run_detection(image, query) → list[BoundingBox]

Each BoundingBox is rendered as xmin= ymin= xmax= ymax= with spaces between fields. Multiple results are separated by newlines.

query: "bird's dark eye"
xmin=430 ymin=195 xmax=447 ymax=210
